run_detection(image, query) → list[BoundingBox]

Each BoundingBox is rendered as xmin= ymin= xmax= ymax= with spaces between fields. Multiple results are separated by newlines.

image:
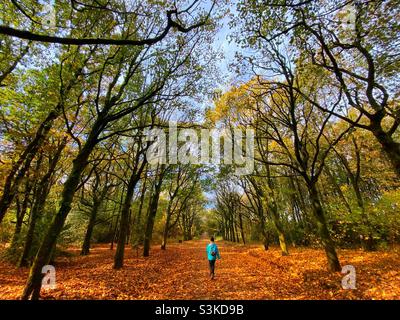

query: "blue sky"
xmin=210 ymin=2 xmax=242 ymax=91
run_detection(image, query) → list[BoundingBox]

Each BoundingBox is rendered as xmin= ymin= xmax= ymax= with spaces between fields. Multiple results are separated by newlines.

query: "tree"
xmin=143 ymin=164 xmax=167 ymax=257
xmin=114 ymin=129 xmax=149 ymax=269
xmin=80 ymin=162 xmax=115 ymax=256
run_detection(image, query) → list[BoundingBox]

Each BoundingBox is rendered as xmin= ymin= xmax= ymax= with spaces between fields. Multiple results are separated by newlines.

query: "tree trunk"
xmin=262 ymin=230 xmax=270 ymax=251
xmin=131 ymin=175 xmax=147 ymax=247
xmin=19 ymin=200 xmax=40 ymax=267
xmin=308 ymin=184 xmax=341 ymax=272
xmin=259 ymin=208 xmax=270 ymax=250
xmin=19 ymin=138 xmax=66 ymax=267
xmin=114 ymin=161 xmax=145 ymax=269
xmin=21 ymin=130 xmax=97 ymax=300
xmin=143 ymin=192 xmax=161 ymax=256
xmin=267 ymin=200 xmax=289 ymax=256
xmin=238 ymin=211 xmax=246 ymax=245
xmin=371 ymin=124 xmax=400 ymax=178
xmin=110 ymin=214 xmax=119 ymax=251
xmin=81 ymin=199 xmax=101 ymax=256
xmin=224 ymin=219 xmax=228 ymax=241
xmin=233 ymin=216 xmax=239 ymax=243
xmin=264 ymin=166 xmax=289 ymax=255
xmin=229 ymin=215 xmax=235 ymax=242
xmin=161 ymin=205 xmax=172 ymax=250
xmin=143 ymin=165 xmax=165 ymax=257
xmin=10 ymin=176 xmax=33 ymax=251
xmin=222 ymin=222 xmax=227 ymax=240
xmin=111 ymin=185 xmax=125 ymax=250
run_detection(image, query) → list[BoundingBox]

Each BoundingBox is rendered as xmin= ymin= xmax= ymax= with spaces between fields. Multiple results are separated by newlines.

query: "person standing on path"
xmin=206 ymin=237 xmax=220 ymax=280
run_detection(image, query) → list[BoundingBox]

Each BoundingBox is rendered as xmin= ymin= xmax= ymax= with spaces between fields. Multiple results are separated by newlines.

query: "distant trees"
xmin=216 ymin=180 xmax=245 ymax=244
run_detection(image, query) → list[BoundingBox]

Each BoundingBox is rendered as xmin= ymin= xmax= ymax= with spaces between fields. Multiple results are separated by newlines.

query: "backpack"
xmin=210 ymin=244 xmax=216 ymax=257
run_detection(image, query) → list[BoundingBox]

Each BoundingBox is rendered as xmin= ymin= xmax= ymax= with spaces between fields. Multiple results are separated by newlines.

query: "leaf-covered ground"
xmin=0 ymin=240 xmax=399 ymax=300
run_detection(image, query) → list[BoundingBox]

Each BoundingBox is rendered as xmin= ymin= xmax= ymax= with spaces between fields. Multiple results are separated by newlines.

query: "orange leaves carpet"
xmin=0 ymin=240 xmax=399 ymax=300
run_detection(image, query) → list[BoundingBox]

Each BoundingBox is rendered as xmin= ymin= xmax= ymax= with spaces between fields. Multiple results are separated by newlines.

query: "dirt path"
xmin=0 ymin=240 xmax=399 ymax=299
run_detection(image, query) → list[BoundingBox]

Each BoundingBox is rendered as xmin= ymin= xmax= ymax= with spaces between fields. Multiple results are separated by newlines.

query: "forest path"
xmin=0 ymin=240 xmax=399 ymax=299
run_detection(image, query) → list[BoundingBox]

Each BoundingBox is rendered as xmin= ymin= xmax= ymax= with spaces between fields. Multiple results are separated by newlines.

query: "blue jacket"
xmin=206 ymin=242 xmax=220 ymax=261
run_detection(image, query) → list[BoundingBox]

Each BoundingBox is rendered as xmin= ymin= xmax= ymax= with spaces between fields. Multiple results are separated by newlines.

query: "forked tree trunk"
xmin=266 ymin=200 xmax=289 ymax=256
xmin=114 ymin=161 xmax=145 ymax=269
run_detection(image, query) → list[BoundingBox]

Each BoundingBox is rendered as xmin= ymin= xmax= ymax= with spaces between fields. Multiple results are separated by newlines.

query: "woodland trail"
xmin=0 ymin=240 xmax=399 ymax=300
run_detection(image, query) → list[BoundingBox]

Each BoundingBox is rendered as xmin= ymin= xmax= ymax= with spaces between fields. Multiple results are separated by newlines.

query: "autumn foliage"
xmin=1 ymin=240 xmax=399 ymax=300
